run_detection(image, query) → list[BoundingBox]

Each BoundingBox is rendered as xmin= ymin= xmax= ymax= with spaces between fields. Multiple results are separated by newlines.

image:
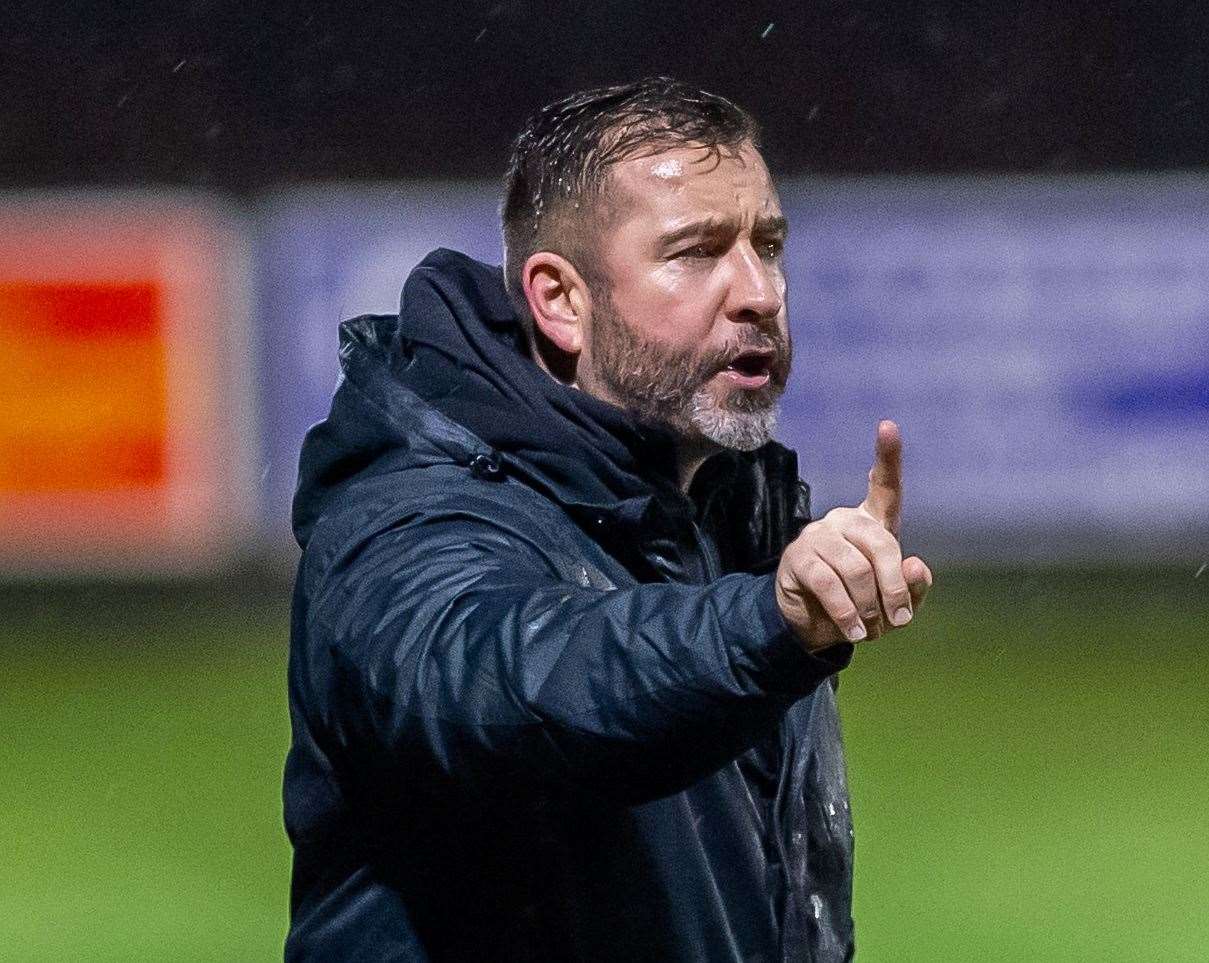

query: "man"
xmin=284 ymin=77 xmax=932 ymax=961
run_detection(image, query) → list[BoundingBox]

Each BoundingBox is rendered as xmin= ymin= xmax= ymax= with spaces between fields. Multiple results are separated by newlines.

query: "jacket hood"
xmin=293 ymin=249 xmax=696 ymax=547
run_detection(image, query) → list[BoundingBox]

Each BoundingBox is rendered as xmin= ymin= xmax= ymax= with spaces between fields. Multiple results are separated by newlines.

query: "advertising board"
xmin=0 ymin=193 xmax=255 ymax=575
xmin=257 ymin=177 xmax=1208 ymax=563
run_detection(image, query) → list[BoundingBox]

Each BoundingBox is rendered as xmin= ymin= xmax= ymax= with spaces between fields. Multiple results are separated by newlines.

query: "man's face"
xmin=578 ymin=140 xmax=791 ymax=452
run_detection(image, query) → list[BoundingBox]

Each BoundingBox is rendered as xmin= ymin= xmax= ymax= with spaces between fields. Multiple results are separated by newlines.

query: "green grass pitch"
xmin=1 ymin=566 xmax=1205 ymax=960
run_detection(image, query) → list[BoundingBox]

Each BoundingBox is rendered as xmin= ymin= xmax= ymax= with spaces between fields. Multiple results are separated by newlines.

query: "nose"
xmin=724 ymin=241 xmax=783 ymax=325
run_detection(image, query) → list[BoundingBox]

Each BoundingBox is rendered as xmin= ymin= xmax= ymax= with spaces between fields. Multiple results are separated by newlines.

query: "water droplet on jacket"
xmin=469 ymin=453 xmax=503 ymax=479
xmin=810 ymin=893 xmax=824 ymax=920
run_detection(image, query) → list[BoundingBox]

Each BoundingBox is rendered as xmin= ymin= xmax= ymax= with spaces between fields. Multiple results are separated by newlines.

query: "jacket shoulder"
xmin=299 ymin=462 xmax=602 ymax=596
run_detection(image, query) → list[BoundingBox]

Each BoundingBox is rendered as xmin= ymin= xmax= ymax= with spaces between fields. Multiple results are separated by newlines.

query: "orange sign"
xmin=0 ymin=194 xmax=253 ymax=575
xmin=0 ymin=281 xmax=167 ymax=494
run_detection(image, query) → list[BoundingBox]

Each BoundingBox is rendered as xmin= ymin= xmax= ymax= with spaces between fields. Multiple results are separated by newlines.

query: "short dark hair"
xmin=501 ymin=77 xmax=761 ymax=326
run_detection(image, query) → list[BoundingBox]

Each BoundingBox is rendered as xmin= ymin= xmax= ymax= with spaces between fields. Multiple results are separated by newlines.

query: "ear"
xmin=521 ymin=251 xmax=592 ymax=355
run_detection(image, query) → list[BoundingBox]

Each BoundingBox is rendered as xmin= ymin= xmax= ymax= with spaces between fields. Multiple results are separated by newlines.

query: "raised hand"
xmin=775 ymin=420 xmax=934 ymax=653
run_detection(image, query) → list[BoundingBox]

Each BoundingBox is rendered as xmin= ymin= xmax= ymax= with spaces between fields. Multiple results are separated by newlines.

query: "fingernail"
xmin=892 ymin=607 xmax=913 ymax=627
xmin=846 ymin=622 xmax=867 ymax=642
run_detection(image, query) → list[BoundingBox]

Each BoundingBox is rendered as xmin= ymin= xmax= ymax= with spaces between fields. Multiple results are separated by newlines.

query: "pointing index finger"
xmin=862 ymin=419 xmax=902 ymax=537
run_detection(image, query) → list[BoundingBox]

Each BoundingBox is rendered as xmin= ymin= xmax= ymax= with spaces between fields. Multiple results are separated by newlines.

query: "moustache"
xmin=701 ymin=329 xmax=792 ymax=384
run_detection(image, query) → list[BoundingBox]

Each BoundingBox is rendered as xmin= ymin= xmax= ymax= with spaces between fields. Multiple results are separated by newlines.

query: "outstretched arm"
xmin=306 ymin=512 xmax=850 ymax=806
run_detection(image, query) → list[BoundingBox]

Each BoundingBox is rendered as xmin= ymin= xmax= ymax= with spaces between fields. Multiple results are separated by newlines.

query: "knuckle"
xmin=798 ymin=552 xmax=825 ymax=573
xmin=798 ymin=521 xmax=831 ymax=547
xmin=795 ymin=564 xmax=825 ymax=592
xmin=888 ymin=574 xmax=911 ymax=595
xmin=841 ymin=563 xmax=870 ymax=587
xmin=822 ymin=506 xmax=855 ymax=527
xmin=785 ymin=541 xmax=819 ymax=571
xmin=860 ymin=514 xmax=897 ymax=542
xmin=839 ymin=556 xmax=873 ymax=583
xmin=880 ymin=569 xmax=909 ymax=593
xmin=835 ymin=606 xmax=860 ymax=624
xmin=808 ymin=566 xmax=843 ymax=596
xmin=797 ymin=555 xmax=825 ymax=579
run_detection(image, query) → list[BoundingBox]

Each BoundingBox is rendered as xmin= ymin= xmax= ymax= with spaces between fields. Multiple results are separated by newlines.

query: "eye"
xmin=673 ymin=243 xmax=715 ymax=260
xmin=758 ymin=238 xmax=785 ymax=260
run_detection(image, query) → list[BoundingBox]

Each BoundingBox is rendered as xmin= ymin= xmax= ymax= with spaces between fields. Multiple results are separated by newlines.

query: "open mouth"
xmin=722 ymin=350 xmax=775 ymax=388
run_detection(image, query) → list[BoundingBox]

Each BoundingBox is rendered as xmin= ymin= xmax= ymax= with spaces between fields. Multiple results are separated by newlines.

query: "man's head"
xmin=502 ymin=77 xmax=791 ymax=455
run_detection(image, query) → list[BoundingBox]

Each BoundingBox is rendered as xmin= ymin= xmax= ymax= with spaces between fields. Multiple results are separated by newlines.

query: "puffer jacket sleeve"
xmin=307 ymin=507 xmax=852 ymax=806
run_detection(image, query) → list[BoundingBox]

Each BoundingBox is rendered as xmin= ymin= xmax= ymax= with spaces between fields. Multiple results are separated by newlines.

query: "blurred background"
xmin=2 ymin=1 xmax=1206 ymax=959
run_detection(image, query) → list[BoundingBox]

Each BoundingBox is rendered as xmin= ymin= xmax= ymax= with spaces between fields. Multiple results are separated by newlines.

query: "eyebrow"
xmin=754 ymin=214 xmax=790 ymax=238
xmin=657 ymin=213 xmax=789 ymax=248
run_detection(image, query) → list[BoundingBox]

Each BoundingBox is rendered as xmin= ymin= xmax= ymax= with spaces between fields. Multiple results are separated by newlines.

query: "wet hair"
xmin=501 ymin=76 xmax=761 ymax=329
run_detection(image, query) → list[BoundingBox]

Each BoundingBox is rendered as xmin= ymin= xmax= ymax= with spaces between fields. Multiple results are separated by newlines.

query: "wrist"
xmin=757 ymin=575 xmax=855 ymax=676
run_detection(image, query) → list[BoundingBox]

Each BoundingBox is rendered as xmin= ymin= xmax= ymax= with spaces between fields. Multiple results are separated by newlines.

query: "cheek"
xmin=618 ymin=271 xmax=722 ymax=347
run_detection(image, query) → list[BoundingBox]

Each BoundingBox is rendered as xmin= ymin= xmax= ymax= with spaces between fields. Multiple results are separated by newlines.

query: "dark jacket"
xmin=284 ymin=249 xmax=857 ymax=962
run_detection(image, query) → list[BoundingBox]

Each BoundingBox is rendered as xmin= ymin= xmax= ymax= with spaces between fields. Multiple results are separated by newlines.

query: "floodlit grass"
xmin=0 ymin=582 xmax=292 ymax=962
xmin=843 ymin=567 xmax=1209 ymax=962
xmin=0 ymin=567 xmax=1205 ymax=960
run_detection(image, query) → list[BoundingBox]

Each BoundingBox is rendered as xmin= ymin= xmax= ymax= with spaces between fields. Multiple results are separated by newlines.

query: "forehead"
xmin=604 ymin=141 xmax=781 ymax=226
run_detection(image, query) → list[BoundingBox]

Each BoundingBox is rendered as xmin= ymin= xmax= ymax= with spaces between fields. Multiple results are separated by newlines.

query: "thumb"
xmin=861 ymin=419 xmax=902 ymax=537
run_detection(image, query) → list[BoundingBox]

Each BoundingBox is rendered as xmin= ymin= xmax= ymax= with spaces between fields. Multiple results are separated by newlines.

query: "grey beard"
xmin=689 ymin=386 xmax=779 ymax=451
xmin=591 ymin=330 xmax=786 ymax=452
xmin=586 ymin=283 xmax=790 ymax=453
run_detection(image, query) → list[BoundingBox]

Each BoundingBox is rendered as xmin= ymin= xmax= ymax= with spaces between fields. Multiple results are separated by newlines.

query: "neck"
xmin=675 ymin=437 xmax=720 ymax=493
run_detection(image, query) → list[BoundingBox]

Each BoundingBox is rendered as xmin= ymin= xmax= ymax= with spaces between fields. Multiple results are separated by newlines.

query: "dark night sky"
xmin=4 ymin=0 xmax=1208 ymax=190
